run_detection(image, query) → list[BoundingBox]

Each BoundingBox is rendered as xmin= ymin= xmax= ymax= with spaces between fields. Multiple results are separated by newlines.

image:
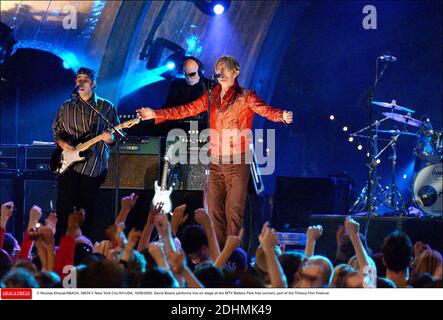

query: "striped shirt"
xmin=52 ymin=93 xmax=119 ymax=177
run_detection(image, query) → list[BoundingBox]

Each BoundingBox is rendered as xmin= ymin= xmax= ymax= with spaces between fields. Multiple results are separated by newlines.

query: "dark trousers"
xmin=208 ymin=162 xmax=250 ymax=245
xmin=56 ymin=168 xmax=107 ymax=240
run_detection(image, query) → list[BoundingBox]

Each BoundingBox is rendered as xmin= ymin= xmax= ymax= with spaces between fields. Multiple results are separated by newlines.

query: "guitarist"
xmin=52 ymin=67 xmax=119 ymax=239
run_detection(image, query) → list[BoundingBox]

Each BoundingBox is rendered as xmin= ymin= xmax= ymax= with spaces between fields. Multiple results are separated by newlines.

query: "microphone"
xmin=208 ymin=73 xmax=222 ymax=80
xmin=379 ymin=55 xmax=397 ymax=63
xmin=71 ymin=85 xmax=80 ymax=97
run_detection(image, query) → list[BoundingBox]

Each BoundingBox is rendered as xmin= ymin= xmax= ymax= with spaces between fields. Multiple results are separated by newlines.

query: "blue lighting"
xmin=16 ymin=40 xmax=80 ymax=71
xmin=213 ymin=4 xmax=225 ymax=15
xmin=166 ymin=61 xmax=176 ymax=70
xmin=186 ymin=35 xmax=198 ymax=54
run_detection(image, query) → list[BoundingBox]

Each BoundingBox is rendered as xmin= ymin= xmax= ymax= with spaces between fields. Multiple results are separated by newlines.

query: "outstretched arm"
xmin=195 ymin=208 xmax=221 ymax=262
xmin=305 ymin=225 xmax=323 ymax=257
xmin=136 ymin=93 xmax=208 ymax=124
xmin=214 ymin=229 xmax=244 ymax=269
xmin=137 ymin=203 xmax=163 ymax=252
xmin=248 ymin=91 xmax=293 ymax=124
xmin=259 ymin=222 xmax=288 ymax=288
xmin=344 ymin=216 xmax=377 ymax=287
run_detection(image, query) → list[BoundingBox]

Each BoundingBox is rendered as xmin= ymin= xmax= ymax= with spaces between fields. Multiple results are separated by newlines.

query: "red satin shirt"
xmin=154 ymin=82 xmax=284 ymax=157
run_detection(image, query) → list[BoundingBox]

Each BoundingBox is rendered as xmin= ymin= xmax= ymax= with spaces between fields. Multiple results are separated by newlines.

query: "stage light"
xmin=403 ymin=174 xmax=408 ymax=179
xmin=348 ymin=136 xmax=354 ymax=142
xmin=357 ymin=144 xmax=363 ymax=150
xmin=142 ymin=37 xmax=185 ymax=74
xmin=166 ymin=61 xmax=176 ymax=70
xmin=376 ymin=159 xmax=381 ymax=164
xmin=192 ymin=1 xmax=231 ymax=16
xmin=343 ymin=126 xmax=348 ymax=132
xmin=213 ymin=4 xmax=225 ymax=15
xmin=329 ymin=115 xmax=335 ymax=121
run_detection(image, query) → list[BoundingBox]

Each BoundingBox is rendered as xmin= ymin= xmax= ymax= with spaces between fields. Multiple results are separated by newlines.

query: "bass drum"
xmin=413 ymin=163 xmax=442 ymax=217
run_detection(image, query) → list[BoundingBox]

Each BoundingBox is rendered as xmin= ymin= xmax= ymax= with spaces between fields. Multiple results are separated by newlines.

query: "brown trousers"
xmin=207 ymin=162 xmax=250 ymax=245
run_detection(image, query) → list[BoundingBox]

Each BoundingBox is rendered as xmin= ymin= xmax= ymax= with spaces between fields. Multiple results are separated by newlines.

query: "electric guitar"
xmin=49 ymin=118 xmax=140 ymax=175
xmin=152 ymin=140 xmax=183 ymax=215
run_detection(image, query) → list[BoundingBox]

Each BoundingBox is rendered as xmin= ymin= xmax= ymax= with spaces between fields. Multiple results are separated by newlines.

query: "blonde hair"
xmin=416 ymin=250 xmax=443 ymax=277
xmin=215 ymin=55 xmax=240 ymax=72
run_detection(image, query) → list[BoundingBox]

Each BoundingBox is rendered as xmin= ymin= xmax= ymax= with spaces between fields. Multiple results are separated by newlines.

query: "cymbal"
xmin=374 ymin=129 xmax=419 ymax=137
xmin=382 ymin=112 xmax=423 ymax=128
xmin=372 ymin=100 xmax=415 ymax=113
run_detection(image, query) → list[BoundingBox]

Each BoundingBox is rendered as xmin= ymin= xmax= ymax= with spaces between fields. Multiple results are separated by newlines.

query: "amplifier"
xmin=0 ymin=144 xmax=19 ymax=172
xmin=24 ymin=145 xmax=55 ymax=172
xmin=101 ymin=136 xmax=161 ymax=190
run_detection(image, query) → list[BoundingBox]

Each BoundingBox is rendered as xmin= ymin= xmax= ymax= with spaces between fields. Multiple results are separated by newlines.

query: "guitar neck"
xmin=160 ymin=161 xmax=169 ymax=191
xmin=77 ymin=123 xmax=126 ymax=151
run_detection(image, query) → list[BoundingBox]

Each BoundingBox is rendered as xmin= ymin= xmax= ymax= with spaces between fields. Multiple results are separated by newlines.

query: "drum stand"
xmin=349 ymin=118 xmax=389 ymax=215
xmin=348 ymin=126 xmax=408 ymax=215
xmin=378 ymin=135 xmax=408 ymax=215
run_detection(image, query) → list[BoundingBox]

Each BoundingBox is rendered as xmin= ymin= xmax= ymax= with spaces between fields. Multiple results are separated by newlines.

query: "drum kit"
xmin=349 ymin=99 xmax=442 ymax=218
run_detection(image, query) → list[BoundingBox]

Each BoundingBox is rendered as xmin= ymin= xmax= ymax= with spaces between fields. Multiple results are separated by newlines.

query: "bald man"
xmin=163 ymin=56 xmax=207 ymax=109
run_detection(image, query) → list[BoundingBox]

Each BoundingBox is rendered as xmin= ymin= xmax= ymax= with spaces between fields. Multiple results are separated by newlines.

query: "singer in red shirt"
xmin=137 ymin=56 xmax=293 ymax=245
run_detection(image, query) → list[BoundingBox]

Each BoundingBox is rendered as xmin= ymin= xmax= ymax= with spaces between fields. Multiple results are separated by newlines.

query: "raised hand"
xmin=28 ymin=205 xmax=42 ymax=231
xmin=66 ymin=209 xmax=85 ymax=239
xmin=45 ymin=212 xmax=58 ymax=236
xmin=121 ymin=193 xmax=139 ymax=214
xmin=344 ymin=216 xmax=360 ymax=236
xmin=225 ymin=229 xmax=244 ymax=250
xmin=0 ymin=201 xmax=14 ymax=229
xmin=147 ymin=202 xmax=164 ymax=226
xmin=307 ymin=225 xmax=323 ymax=242
xmin=171 ymin=204 xmax=188 ymax=236
xmin=115 ymin=193 xmax=139 ymax=225
xmin=194 ymin=208 xmax=212 ymax=229
xmin=259 ymin=222 xmax=277 ymax=252
xmin=136 ymin=107 xmax=155 ymax=121
xmin=67 ymin=209 xmax=85 ymax=229
xmin=154 ymin=214 xmax=170 ymax=238
xmin=258 ymin=222 xmax=287 ymax=288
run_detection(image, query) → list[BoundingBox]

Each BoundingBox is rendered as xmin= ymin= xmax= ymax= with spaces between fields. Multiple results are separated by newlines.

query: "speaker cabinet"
xmin=101 ymin=137 xmax=161 ymax=190
xmin=0 ymin=175 xmax=20 ymax=235
xmin=272 ymin=176 xmax=352 ymax=230
xmin=102 ymin=154 xmax=159 ymax=190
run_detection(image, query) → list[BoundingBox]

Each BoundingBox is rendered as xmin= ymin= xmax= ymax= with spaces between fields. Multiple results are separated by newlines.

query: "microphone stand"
xmin=73 ymin=92 xmax=126 ymax=220
xmin=363 ymin=57 xmax=391 ymax=242
xmin=203 ymin=76 xmax=219 ymax=211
